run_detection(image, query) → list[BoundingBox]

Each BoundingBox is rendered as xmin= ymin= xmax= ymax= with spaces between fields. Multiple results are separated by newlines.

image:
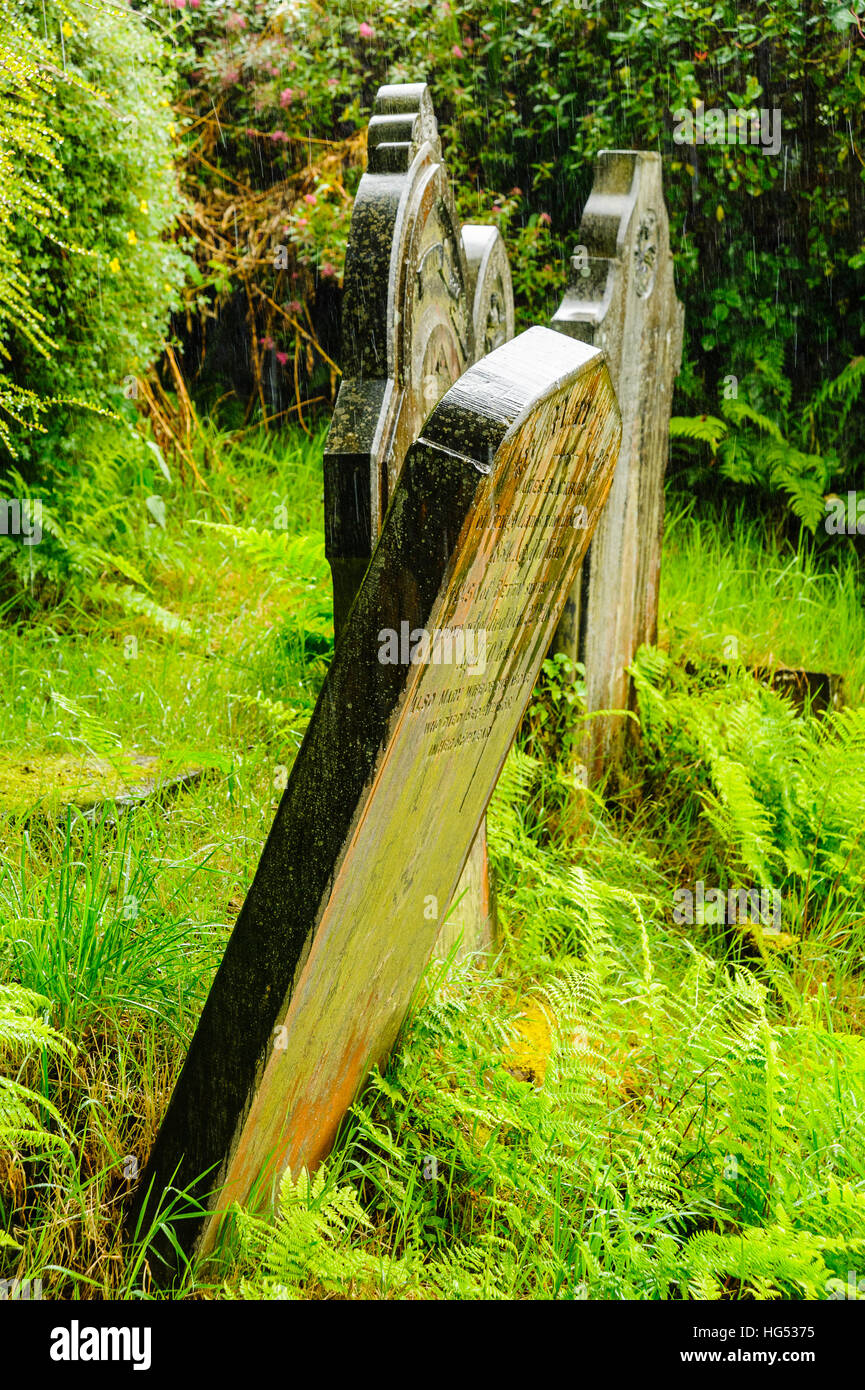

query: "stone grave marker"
xmin=130 ymin=325 xmax=621 ymax=1274
xmin=323 ymin=82 xmax=515 ymax=956
xmin=551 ymin=151 xmax=684 ymax=780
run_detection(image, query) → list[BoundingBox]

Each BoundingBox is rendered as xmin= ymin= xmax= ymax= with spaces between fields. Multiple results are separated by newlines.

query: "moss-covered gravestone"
xmin=130 ymin=326 xmax=621 ymax=1276
xmin=551 ymin=151 xmax=684 ymax=780
xmin=323 ymin=82 xmax=515 ymax=956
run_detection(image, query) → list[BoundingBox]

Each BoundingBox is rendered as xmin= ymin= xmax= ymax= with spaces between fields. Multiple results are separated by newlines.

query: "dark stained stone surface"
xmin=323 ymin=83 xmax=475 ymax=633
xmin=323 ymin=83 xmax=516 ymax=957
xmin=129 ymin=326 xmax=621 ymax=1276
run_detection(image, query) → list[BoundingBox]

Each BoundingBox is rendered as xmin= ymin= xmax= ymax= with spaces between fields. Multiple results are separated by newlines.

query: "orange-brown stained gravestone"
xmin=550 ymin=151 xmax=684 ymax=782
xmin=129 ymin=326 xmax=621 ymax=1278
xmin=323 ymin=82 xmax=514 ymax=958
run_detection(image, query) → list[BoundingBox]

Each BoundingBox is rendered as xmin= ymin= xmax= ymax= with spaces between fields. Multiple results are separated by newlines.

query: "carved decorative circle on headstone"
xmin=633 ymin=210 xmax=658 ymax=299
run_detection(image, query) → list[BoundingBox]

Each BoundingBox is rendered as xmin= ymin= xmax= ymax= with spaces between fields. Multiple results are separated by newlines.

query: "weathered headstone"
xmin=323 ymin=82 xmax=515 ymax=956
xmin=130 ymin=326 xmax=621 ymax=1274
xmin=551 ymin=151 xmax=684 ymax=780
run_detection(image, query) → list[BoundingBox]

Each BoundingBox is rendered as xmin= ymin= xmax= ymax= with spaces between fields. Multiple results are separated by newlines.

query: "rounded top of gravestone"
xmin=367 ymin=83 xmax=441 ymax=173
xmin=417 ymin=325 xmax=619 ymax=465
xmin=461 ymin=225 xmax=515 ymax=358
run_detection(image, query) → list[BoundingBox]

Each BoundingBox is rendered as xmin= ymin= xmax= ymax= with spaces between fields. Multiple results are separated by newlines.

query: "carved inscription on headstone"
xmin=130 ymin=327 xmax=621 ymax=1275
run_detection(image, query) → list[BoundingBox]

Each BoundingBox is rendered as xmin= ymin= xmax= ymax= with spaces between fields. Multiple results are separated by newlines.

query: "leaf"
xmin=146 ymin=439 xmax=172 ymax=484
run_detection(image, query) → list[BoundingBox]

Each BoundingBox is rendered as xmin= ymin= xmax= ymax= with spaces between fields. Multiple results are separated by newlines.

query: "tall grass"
xmin=1 ymin=425 xmax=864 ymax=1299
xmin=661 ymin=499 xmax=865 ymax=701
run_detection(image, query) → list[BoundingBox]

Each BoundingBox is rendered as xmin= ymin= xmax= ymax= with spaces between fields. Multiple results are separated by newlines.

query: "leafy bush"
xmin=149 ymin=0 xmax=865 ymax=516
xmin=2 ymin=0 xmax=187 ymax=470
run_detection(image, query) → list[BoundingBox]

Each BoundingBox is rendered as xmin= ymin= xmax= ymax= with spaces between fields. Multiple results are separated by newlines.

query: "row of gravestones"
xmin=129 ymin=83 xmax=682 ymax=1278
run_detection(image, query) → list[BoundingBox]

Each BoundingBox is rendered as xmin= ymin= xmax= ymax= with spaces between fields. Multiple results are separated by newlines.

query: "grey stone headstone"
xmin=551 ymin=151 xmax=684 ymax=779
xmin=130 ymin=326 xmax=621 ymax=1278
xmin=324 ymin=83 xmax=514 ymax=957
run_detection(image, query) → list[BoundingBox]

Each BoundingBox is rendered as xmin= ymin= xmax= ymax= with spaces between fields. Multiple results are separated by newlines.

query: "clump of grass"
xmin=660 ymin=498 xmax=865 ymax=700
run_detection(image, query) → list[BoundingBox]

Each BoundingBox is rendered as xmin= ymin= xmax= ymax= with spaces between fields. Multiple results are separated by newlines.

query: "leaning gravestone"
xmin=323 ymin=82 xmax=514 ymax=956
xmin=551 ymin=151 xmax=684 ymax=780
xmin=130 ymin=326 xmax=621 ymax=1274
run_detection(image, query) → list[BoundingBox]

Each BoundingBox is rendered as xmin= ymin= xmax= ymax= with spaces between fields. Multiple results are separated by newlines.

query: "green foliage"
xmin=0 ymin=0 xmax=95 ymax=452
xmin=1 ymin=418 xmax=864 ymax=1298
xmin=196 ymin=519 xmax=334 ymax=665
xmin=0 ymin=811 xmax=218 ymax=1036
xmin=669 ymin=351 xmax=865 ymax=529
xmin=631 ymin=647 xmax=865 ymax=966
xmin=142 ymin=0 xmax=865 ymax=519
xmin=230 ymin=1165 xmax=417 ymax=1299
xmin=230 ymin=748 xmax=865 ymax=1300
xmin=0 ymin=983 xmax=74 ymax=1168
xmin=1 ymin=1 xmax=187 ymax=469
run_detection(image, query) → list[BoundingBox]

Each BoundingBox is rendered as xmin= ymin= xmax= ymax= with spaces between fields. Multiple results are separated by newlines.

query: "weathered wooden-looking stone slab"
xmin=551 ymin=151 xmax=684 ymax=779
xmin=131 ymin=326 xmax=620 ymax=1272
xmin=323 ymin=82 xmax=515 ymax=957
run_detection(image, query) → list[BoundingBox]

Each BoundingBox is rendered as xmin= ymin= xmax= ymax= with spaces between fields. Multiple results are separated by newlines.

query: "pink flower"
xmin=226 ymin=12 xmax=247 ymax=30
xmin=320 ymin=261 xmax=336 ymax=278
xmin=452 ymin=44 xmax=464 ymax=58
xmin=539 ymin=211 xmax=551 ymax=226
xmin=287 ymin=299 xmax=302 ymax=312
xmin=168 ymin=0 xmax=186 ymax=9
xmin=304 ymin=193 xmax=317 ymax=205
xmin=270 ymin=129 xmax=289 ymax=143
xmin=358 ymin=21 xmax=374 ymax=37
xmin=260 ymin=335 xmax=275 ymax=350
xmin=296 ymin=216 xmax=308 ymax=228
xmin=280 ymin=88 xmax=294 ymax=107
xmin=189 ymin=0 xmax=201 ymax=7
xmin=276 ymin=351 xmax=289 ymax=365
xmin=327 ymin=77 xmax=338 ymax=87
xmin=222 ymin=66 xmax=240 ymax=86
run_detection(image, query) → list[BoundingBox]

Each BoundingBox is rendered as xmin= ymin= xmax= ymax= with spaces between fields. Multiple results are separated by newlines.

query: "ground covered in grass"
xmin=1 ymin=426 xmax=864 ymax=1300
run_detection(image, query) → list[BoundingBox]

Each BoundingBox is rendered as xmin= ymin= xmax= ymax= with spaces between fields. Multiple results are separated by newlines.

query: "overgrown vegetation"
xmin=1 ymin=424 xmax=863 ymax=1300
xmin=113 ymin=0 xmax=865 ymax=522
xmin=0 ymin=0 xmax=863 ymax=1305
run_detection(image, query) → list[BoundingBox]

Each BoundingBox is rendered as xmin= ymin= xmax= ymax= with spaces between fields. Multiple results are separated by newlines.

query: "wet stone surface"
xmin=323 ymin=82 xmax=515 ymax=960
xmin=551 ymin=150 xmax=684 ymax=779
xmin=131 ymin=326 xmax=621 ymax=1274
